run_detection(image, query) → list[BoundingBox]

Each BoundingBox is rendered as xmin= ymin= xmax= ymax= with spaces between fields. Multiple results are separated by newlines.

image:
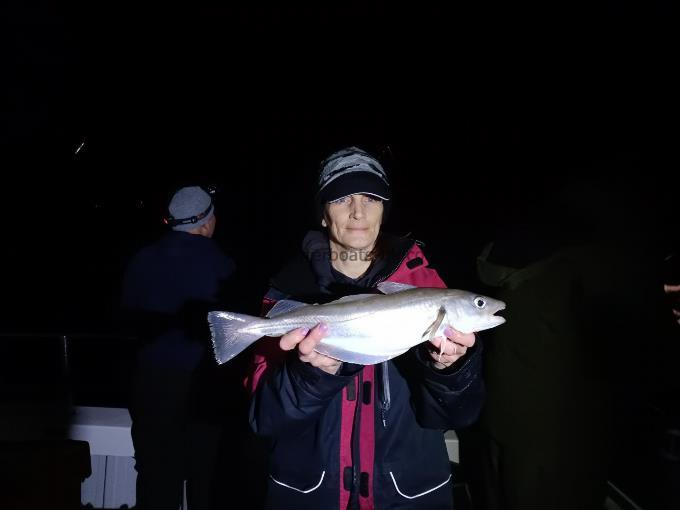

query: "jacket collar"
xmin=271 ymin=230 xmax=416 ymax=302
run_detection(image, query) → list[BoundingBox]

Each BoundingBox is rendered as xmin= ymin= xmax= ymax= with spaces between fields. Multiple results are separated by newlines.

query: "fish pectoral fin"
xmin=266 ymin=299 xmax=309 ymax=318
xmin=376 ymin=281 xmax=418 ymax=294
xmin=422 ymin=306 xmax=446 ymax=341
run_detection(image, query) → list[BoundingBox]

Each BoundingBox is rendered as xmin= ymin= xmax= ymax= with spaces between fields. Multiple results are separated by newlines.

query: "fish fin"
xmin=376 ymin=281 xmax=418 ymax=294
xmin=331 ymin=294 xmax=376 ymax=304
xmin=422 ymin=306 xmax=446 ymax=341
xmin=208 ymin=311 xmax=263 ymax=364
xmin=265 ymin=299 xmax=309 ymax=318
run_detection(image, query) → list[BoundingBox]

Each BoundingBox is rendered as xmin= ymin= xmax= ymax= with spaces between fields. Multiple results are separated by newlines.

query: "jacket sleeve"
xmin=410 ymin=340 xmax=485 ymax=430
xmin=246 ymin=288 xmax=358 ymax=440
xmin=250 ymin=354 xmax=357 ymax=439
xmin=390 ymin=244 xmax=485 ymax=430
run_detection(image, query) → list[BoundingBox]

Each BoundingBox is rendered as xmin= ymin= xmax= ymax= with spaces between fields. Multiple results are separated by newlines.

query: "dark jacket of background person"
xmin=120 ymin=188 xmax=244 ymax=510
xmin=467 ymin=174 xmax=667 ymax=510
xmin=121 ymin=230 xmax=235 ymax=370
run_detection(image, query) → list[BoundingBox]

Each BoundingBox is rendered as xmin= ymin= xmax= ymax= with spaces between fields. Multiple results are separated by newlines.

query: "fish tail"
xmin=208 ymin=311 xmax=263 ymax=364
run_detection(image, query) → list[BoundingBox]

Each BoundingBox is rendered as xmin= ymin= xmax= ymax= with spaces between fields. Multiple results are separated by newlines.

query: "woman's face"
xmin=323 ymin=194 xmax=384 ymax=253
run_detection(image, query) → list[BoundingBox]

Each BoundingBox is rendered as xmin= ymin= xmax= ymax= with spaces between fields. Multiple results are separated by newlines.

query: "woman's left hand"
xmin=427 ymin=327 xmax=476 ymax=370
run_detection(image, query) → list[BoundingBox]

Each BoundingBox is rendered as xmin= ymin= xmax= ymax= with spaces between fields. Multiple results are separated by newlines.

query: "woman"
xmin=246 ymin=147 xmax=484 ymax=509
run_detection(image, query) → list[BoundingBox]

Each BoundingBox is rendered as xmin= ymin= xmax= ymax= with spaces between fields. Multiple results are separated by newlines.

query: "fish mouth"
xmin=490 ymin=305 xmax=506 ymax=325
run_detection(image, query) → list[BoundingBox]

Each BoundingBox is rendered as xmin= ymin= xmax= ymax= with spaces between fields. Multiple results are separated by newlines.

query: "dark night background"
xmin=2 ymin=1 xmax=676 ymax=334
xmin=1 ymin=2 xmax=678 ymax=507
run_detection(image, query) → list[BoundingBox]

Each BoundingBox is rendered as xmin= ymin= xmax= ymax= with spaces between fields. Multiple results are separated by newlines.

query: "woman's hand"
xmin=427 ymin=326 xmax=476 ymax=370
xmin=279 ymin=323 xmax=343 ymax=375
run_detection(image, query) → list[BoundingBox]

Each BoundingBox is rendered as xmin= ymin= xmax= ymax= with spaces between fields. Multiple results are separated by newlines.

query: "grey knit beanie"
xmin=167 ymin=186 xmax=214 ymax=232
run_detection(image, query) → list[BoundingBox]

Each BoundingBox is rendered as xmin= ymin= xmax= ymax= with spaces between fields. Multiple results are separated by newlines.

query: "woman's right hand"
xmin=279 ymin=323 xmax=342 ymax=375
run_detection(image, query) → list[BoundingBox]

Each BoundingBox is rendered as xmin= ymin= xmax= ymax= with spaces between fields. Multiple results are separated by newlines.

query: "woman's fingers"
xmin=297 ymin=323 xmax=328 ymax=356
xmin=428 ymin=336 xmax=467 ymax=357
xmin=444 ymin=327 xmax=476 ymax=347
xmin=279 ymin=327 xmax=310 ymax=351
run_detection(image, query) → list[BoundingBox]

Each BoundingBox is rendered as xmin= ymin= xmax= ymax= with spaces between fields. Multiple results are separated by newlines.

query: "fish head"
xmin=442 ymin=291 xmax=506 ymax=334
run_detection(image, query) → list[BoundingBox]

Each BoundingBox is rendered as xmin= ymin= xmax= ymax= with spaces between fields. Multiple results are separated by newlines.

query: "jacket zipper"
xmin=348 ymin=371 xmax=363 ymax=510
xmin=373 ymin=241 xmax=412 ymax=430
xmin=380 ymin=361 xmax=391 ymax=428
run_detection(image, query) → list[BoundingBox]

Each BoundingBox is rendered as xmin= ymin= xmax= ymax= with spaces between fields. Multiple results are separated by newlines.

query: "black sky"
xmin=2 ymin=2 xmax=677 ymax=333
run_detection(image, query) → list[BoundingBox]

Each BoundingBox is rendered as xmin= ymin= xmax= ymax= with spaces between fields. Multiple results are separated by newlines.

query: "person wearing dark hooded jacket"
xmin=469 ymin=174 xmax=665 ymax=510
xmin=245 ymin=147 xmax=485 ymax=509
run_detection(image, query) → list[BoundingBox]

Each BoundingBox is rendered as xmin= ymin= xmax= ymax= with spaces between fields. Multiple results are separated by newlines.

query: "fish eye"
xmin=473 ymin=297 xmax=486 ymax=309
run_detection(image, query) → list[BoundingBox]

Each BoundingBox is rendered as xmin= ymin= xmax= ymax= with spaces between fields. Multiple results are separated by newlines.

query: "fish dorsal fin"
xmin=376 ymin=281 xmax=417 ymax=294
xmin=331 ymin=294 xmax=375 ymax=304
xmin=266 ymin=299 xmax=308 ymax=318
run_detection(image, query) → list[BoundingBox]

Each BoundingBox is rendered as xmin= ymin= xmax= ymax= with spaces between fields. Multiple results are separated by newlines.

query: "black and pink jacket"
xmin=246 ymin=232 xmax=484 ymax=509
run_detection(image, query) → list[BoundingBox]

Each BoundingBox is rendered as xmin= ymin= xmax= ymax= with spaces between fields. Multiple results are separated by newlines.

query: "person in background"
xmin=121 ymin=185 xmax=240 ymax=510
xmin=469 ymin=172 xmax=663 ymax=510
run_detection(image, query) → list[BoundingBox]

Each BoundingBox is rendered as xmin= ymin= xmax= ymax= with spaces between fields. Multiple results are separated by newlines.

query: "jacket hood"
xmin=477 ymin=242 xmax=562 ymax=290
